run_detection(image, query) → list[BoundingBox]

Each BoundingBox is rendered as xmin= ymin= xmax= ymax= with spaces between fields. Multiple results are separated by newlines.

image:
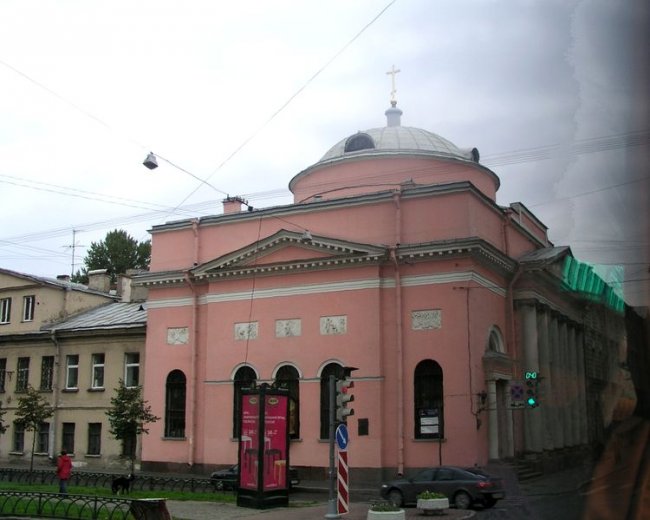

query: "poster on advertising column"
xmin=240 ymin=394 xmax=260 ymax=490
xmin=262 ymin=394 xmax=288 ymax=491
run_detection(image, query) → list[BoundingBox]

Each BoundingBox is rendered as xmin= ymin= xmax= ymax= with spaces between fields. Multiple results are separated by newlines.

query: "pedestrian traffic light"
xmin=525 ymin=371 xmax=539 ymax=408
xmin=336 ymin=367 xmax=357 ymax=423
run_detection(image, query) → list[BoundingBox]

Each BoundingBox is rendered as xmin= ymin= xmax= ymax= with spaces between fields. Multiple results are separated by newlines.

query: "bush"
xmin=417 ymin=490 xmax=446 ymax=499
xmin=370 ymin=501 xmax=402 ymax=511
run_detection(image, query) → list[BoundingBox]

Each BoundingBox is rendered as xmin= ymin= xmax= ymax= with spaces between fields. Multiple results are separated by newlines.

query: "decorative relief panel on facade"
xmin=166 ymin=327 xmax=189 ymax=345
xmin=320 ymin=315 xmax=347 ymax=335
xmin=275 ymin=319 xmax=301 ymax=337
xmin=411 ymin=310 xmax=442 ymax=330
xmin=235 ymin=322 xmax=259 ymax=340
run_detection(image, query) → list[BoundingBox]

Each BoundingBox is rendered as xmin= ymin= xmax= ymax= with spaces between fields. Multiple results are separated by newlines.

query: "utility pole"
xmin=325 ymin=374 xmax=340 ymax=519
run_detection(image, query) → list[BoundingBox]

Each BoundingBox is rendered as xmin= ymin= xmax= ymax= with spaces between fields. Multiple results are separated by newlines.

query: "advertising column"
xmin=237 ymin=384 xmax=290 ymax=509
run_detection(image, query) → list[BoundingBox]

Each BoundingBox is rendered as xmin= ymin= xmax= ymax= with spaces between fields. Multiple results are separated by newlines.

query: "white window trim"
xmin=124 ymin=353 xmax=140 ymax=388
xmin=0 ymin=298 xmax=11 ymax=324
xmin=91 ymin=354 xmax=105 ymax=389
xmin=22 ymin=295 xmax=35 ymax=322
xmin=66 ymin=355 xmax=79 ymax=390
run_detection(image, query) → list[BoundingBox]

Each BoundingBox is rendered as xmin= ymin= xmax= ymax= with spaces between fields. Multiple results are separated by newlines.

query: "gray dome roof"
xmin=320 ymin=125 xmax=476 ymax=163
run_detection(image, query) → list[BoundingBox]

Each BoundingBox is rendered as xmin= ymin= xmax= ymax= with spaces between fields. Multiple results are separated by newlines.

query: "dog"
xmin=111 ymin=474 xmax=135 ymax=495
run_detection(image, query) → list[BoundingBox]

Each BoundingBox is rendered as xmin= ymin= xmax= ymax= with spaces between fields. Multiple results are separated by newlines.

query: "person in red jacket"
xmin=56 ymin=450 xmax=72 ymax=494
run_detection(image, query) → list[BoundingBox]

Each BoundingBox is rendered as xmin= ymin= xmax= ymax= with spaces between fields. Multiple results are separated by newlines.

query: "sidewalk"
xmin=166 ymin=500 xmax=476 ymax=520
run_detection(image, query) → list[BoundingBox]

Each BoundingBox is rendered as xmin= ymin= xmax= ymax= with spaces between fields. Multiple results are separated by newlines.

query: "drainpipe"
xmin=503 ymin=210 xmax=521 ymax=359
xmin=391 ymin=189 xmax=405 ymax=475
xmin=49 ymin=330 xmax=61 ymax=460
xmin=185 ymin=219 xmax=200 ymax=467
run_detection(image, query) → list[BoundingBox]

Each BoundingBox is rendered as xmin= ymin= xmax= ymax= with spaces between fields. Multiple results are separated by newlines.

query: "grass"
xmin=0 ymin=481 xmax=316 ymax=519
xmin=0 ymin=481 xmax=236 ymax=503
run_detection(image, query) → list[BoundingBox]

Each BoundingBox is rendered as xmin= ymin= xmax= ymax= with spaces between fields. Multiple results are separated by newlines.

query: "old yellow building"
xmin=0 ymin=269 xmax=146 ymax=470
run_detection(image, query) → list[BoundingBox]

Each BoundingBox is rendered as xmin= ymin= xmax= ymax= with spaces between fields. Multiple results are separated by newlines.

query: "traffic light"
xmin=336 ymin=367 xmax=357 ymax=423
xmin=525 ymin=371 xmax=539 ymax=408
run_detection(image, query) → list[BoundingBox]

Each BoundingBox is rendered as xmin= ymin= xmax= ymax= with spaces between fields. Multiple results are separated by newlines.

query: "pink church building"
xmin=136 ymin=102 xmax=626 ymax=480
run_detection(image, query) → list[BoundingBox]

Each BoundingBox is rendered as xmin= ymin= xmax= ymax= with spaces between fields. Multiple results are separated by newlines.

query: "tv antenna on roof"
xmin=62 ymin=229 xmax=85 ymax=279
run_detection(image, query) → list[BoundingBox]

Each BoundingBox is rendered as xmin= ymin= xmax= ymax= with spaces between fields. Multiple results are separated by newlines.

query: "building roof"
xmin=0 ymin=267 xmax=115 ymax=298
xmin=42 ymin=302 xmax=146 ymax=332
xmin=518 ymin=246 xmax=571 ymax=265
xmin=315 ymin=103 xmax=479 ymax=165
xmin=320 ymin=125 xmax=476 ymax=163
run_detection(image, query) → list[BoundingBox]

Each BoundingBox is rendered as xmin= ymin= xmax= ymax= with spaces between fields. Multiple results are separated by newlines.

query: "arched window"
xmin=414 ymin=360 xmax=444 ymax=439
xmin=164 ymin=370 xmax=186 ymax=438
xmin=344 ymin=133 xmax=375 ymax=153
xmin=487 ymin=327 xmax=505 ymax=353
xmin=275 ymin=365 xmax=300 ymax=439
xmin=233 ymin=366 xmax=256 ymax=439
xmin=320 ymin=363 xmax=344 ymax=439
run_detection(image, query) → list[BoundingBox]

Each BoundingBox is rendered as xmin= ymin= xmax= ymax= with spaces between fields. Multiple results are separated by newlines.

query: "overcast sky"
xmin=0 ymin=0 xmax=648 ymax=305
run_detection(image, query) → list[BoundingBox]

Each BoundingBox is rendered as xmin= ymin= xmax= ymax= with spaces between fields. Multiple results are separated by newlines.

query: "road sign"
xmin=337 ymin=450 xmax=349 ymax=514
xmin=336 ymin=424 xmax=349 ymax=451
xmin=509 ymin=381 xmax=525 ymax=409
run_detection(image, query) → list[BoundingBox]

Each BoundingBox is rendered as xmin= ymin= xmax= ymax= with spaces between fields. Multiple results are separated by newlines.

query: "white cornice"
xmin=146 ymin=297 xmax=195 ymax=309
xmin=401 ymin=272 xmax=506 ymax=297
xmin=202 ymin=278 xmax=385 ymax=303
xmin=146 ymin=270 xmax=505 ymax=309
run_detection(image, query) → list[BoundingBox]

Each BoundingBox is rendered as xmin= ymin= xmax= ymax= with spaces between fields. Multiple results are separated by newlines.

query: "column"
xmin=487 ymin=379 xmax=498 ymax=460
xmin=575 ymin=329 xmax=588 ymax=444
xmin=522 ymin=304 xmax=543 ymax=453
xmin=536 ymin=307 xmax=554 ymax=451
xmin=568 ymin=326 xmax=578 ymax=446
xmin=549 ymin=314 xmax=564 ymax=448
xmin=560 ymin=320 xmax=571 ymax=448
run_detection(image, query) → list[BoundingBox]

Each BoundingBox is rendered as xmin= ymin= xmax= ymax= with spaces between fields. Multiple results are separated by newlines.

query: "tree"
xmin=72 ymin=229 xmax=151 ymax=284
xmin=0 ymin=402 xmax=8 ymax=436
xmin=15 ymin=386 xmax=54 ymax=473
xmin=106 ymin=380 xmax=159 ymax=472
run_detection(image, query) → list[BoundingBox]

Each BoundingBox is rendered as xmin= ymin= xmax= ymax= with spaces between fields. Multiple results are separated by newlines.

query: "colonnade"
xmin=520 ymin=303 xmax=589 ymax=453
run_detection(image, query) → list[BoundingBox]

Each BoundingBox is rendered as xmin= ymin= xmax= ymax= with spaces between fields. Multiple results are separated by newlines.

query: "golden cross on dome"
xmin=386 ymin=65 xmax=401 ymax=104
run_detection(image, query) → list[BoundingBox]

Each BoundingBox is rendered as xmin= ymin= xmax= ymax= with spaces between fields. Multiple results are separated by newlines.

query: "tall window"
xmin=91 ymin=354 xmax=105 ymax=389
xmin=0 ymin=358 xmax=6 ymax=392
xmin=487 ymin=328 xmax=505 ymax=353
xmin=65 ymin=355 xmax=79 ymax=390
xmin=87 ymin=423 xmax=101 ymax=455
xmin=37 ymin=422 xmax=49 ymax=453
xmin=122 ymin=434 xmax=136 ymax=458
xmin=320 ymin=363 xmax=344 ymax=439
xmin=0 ymin=298 xmax=11 ymax=324
xmin=40 ymin=356 xmax=54 ymax=391
xmin=13 ymin=422 xmax=24 ymax=452
xmin=124 ymin=353 xmax=140 ymax=387
xmin=62 ymin=423 xmax=75 ymax=453
xmin=164 ymin=370 xmax=186 ymax=438
xmin=414 ymin=360 xmax=444 ymax=439
xmin=275 ymin=365 xmax=300 ymax=439
xmin=16 ymin=357 xmax=29 ymax=392
xmin=22 ymin=295 xmax=35 ymax=322
xmin=233 ymin=366 xmax=256 ymax=439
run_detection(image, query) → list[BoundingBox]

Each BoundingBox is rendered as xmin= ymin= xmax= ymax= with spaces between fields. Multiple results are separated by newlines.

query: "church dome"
xmin=316 ymin=103 xmax=479 ymax=166
xmin=289 ymin=102 xmax=495 ymax=203
xmin=320 ymin=125 xmax=477 ymax=163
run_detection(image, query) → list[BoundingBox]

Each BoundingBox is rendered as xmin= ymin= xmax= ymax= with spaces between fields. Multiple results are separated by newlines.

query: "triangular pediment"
xmin=192 ymin=229 xmax=387 ymax=279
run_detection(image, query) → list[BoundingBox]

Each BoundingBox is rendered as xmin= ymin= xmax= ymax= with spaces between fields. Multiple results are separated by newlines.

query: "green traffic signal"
xmin=525 ymin=375 xmax=539 ymax=407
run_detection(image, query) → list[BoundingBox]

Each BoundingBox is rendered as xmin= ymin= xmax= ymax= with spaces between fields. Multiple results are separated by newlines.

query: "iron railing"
xmin=0 ymin=468 xmax=219 ymax=494
xmin=0 ymin=490 xmax=156 ymax=519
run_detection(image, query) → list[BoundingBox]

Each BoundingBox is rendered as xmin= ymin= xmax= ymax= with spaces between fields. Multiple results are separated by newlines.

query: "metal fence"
xmin=0 ymin=490 xmax=161 ymax=519
xmin=0 ymin=468 xmax=218 ymax=495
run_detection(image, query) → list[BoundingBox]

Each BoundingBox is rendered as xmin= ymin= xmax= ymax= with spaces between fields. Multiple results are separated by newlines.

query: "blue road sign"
xmin=336 ymin=424 xmax=349 ymax=451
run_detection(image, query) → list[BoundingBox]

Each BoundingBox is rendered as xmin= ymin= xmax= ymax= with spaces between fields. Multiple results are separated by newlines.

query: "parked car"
xmin=380 ymin=466 xmax=505 ymax=509
xmin=210 ymin=464 xmax=300 ymax=490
